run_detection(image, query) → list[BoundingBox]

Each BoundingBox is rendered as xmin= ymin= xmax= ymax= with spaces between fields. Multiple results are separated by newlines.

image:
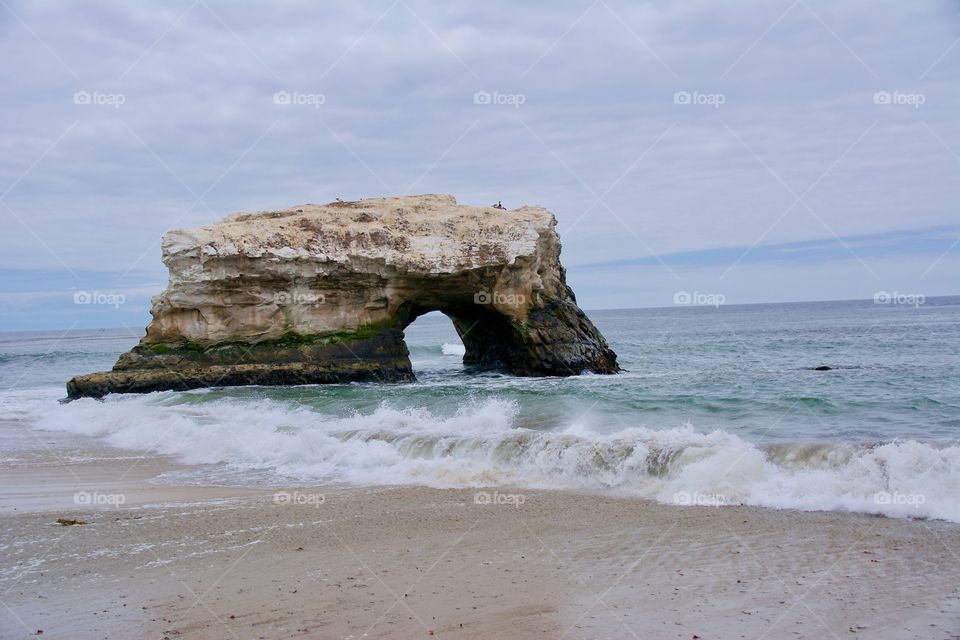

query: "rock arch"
xmin=67 ymin=195 xmax=618 ymax=398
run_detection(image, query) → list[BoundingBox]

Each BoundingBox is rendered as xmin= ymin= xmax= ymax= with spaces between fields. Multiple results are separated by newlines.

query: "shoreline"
xmin=0 ymin=466 xmax=272 ymax=516
xmin=3 ymin=418 xmax=960 ymax=638
xmin=0 ymin=439 xmax=269 ymax=514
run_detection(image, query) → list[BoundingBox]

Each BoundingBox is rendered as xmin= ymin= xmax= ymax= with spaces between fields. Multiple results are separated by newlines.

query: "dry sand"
xmin=2 ymin=478 xmax=960 ymax=640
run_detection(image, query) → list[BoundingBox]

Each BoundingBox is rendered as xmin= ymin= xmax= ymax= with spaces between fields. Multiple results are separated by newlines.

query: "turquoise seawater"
xmin=2 ymin=297 xmax=959 ymax=520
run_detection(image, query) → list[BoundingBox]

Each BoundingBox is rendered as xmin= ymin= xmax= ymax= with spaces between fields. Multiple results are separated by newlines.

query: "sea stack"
xmin=67 ymin=194 xmax=618 ymax=398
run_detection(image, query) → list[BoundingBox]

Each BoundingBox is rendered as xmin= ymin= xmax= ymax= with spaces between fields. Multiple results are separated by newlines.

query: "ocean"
xmin=2 ymin=297 xmax=959 ymax=521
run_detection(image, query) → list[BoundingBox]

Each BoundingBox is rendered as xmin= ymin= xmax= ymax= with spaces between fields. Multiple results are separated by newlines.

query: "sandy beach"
xmin=2 ymin=469 xmax=959 ymax=640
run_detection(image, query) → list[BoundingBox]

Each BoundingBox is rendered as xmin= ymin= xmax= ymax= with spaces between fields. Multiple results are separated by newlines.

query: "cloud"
xmin=0 ymin=0 xmax=957 ymax=328
xmin=574 ymin=224 xmax=960 ymax=269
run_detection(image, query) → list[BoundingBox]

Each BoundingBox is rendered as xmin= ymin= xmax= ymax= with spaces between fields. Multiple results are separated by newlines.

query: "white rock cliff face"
xmin=67 ymin=194 xmax=618 ymax=398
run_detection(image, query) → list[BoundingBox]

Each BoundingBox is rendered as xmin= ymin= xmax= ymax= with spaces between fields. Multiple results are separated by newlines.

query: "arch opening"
xmin=396 ymin=301 xmax=527 ymax=374
xmin=400 ymin=311 xmax=463 ymax=376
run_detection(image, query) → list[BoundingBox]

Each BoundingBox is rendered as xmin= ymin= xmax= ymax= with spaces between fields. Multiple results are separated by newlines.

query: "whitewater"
xmin=2 ymin=299 xmax=959 ymax=522
xmin=9 ymin=388 xmax=957 ymax=521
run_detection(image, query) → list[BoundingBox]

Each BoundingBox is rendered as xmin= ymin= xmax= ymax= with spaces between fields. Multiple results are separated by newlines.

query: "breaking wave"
xmin=21 ymin=391 xmax=960 ymax=522
xmin=441 ymin=342 xmax=466 ymax=356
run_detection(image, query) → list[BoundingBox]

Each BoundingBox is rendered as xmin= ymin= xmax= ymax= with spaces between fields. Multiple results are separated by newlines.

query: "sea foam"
xmin=17 ymin=388 xmax=960 ymax=523
xmin=441 ymin=342 xmax=466 ymax=356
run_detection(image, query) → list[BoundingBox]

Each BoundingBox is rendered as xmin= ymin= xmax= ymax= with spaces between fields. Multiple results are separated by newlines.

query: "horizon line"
xmin=2 ymin=293 xmax=957 ymax=335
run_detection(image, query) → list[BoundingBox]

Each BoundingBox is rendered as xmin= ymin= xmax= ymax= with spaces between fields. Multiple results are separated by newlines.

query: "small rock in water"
xmin=813 ymin=365 xmax=833 ymax=371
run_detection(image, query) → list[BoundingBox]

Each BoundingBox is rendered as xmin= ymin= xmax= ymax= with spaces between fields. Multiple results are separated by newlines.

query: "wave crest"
xmin=22 ymin=392 xmax=960 ymax=522
xmin=441 ymin=342 xmax=466 ymax=356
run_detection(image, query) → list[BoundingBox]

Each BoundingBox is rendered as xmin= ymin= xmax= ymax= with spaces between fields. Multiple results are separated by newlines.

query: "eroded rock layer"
xmin=67 ymin=194 xmax=618 ymax=398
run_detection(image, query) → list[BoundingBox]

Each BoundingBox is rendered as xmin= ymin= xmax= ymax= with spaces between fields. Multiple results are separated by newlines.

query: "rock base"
xmin=67 ymin=331 xmax=413 ymax=399
xmin=67 ymin=362 xmax=414 ymax=399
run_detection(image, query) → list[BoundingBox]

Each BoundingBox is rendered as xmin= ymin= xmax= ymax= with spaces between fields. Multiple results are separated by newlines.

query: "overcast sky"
xmin=1 ymin=0 xmax=958 ymax=331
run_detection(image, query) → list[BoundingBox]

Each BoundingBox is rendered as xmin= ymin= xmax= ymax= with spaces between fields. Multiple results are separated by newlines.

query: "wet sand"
xmin=0 ymin=457 xmax=265 ymax=515
xmin=2 ymin=479 xmax=959 ymax=640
